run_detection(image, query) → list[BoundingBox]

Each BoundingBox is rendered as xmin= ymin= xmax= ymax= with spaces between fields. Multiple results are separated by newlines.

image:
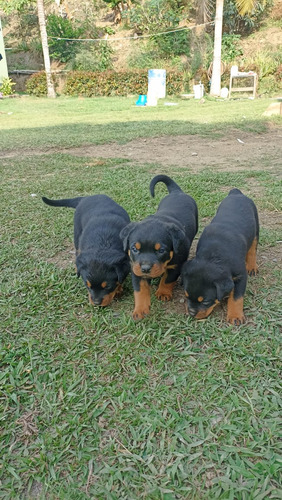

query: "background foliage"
xmin=1 ymin=0 xmax=282 ymax=95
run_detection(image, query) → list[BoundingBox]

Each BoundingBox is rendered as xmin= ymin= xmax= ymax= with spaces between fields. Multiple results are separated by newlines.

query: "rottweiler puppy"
xmin=181 ymin=188 xmax=259 ymax=325
xmin=42 ymin=194 xmax=130 ymax=307
xmin=120 ymin=175 xmax=198 ymax=320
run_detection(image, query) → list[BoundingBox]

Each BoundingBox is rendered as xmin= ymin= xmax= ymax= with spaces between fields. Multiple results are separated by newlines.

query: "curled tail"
xmin=42 ymin=196 xmax=83 ymax=208
xmin=150 ymin=174 xmax=182 ymax=198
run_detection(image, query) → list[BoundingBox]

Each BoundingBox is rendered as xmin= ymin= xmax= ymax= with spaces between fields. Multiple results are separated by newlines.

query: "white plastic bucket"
xmin=193 ymin=84 xmax=204 ymax=99
xmin=220 ymin=87 xmax=229 ymax=98
xmin=148 ymin=69 xmax=166 ymax=99
xmin=147 ymin=91 xmax=158 ymax=106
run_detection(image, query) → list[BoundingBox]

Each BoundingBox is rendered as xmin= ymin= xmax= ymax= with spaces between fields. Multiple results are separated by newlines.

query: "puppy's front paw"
xmin=227 ymin=314 xmax=245 ymax=326
xmin=156 ymin=281 xmax=175 ymax=302
xmin=247 ymin=266 xmax=258 ymax=277
xmin=132 ymin=306 xmax=150 ymax=321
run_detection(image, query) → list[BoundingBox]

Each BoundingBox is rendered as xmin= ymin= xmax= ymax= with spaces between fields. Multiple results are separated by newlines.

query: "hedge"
xmin=26 ymin=70 xmax=186 ymax=97
xmin=26 ymin=71 xmax=57 ymax=97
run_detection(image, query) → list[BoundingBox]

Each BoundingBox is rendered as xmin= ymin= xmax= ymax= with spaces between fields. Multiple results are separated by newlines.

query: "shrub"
xmin=26 ymin=72 xmax=56 ymax=97
xmin=124 ymin=0 xmax=181 ymax=34
xmin=150 ymin=29 xmax=191 ymax=58
xmin=0 ymin=77 xmax=16 ymax=96
xmin=64 ymin=70 xmax=148 ymax=96
xmin=258 ymin=74 xmax=280 ymax=95
xmin=223 ymin=0 xmax=273 ymax=34
xmin=64 ymin=70 xmax=185 ymax=96
xmin=46 ymin=14 xmax=85 ymax=63
xmin=243 ymin=49 xmax=282 ymax=78
xmin=71 ymin=42 xmax=114 ymax=72
xmin=221 ymin=34 xmax=243 ymax=63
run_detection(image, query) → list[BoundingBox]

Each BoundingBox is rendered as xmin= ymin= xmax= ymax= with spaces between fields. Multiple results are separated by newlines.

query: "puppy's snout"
xmin=93 ymin=297 xmax=103 ymax=306
xmin=141 ymin=264 xmax=152 ymax=274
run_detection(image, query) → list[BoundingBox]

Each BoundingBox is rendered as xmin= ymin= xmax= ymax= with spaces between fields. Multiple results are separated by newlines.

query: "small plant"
xmin=221 ymin=34 xmax=243 ymax=63
xmin=0 ymin=77 xmax=16 ymax=96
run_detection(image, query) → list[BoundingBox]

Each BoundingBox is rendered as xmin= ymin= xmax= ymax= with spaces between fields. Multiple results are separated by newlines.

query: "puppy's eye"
xmin=158 ymin=248 xmax=165 ymax=254
xmin=131 ymin=245 xmax=139 ymax=254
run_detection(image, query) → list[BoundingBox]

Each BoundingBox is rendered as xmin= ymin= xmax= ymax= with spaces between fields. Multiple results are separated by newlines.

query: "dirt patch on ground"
xmin=2 ymin=129 xmax=282 ymax=175
xmin=63 ymin=129 xmax=282 ymax=173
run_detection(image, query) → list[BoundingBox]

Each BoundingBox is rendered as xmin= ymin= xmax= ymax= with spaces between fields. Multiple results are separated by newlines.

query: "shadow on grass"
xmin=0 ymin=118 xmax=269 ymax=153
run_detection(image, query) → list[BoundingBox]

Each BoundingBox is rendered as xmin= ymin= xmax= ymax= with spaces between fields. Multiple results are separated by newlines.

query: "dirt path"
xmin=1 ymin=129 xmax=282 ymax=175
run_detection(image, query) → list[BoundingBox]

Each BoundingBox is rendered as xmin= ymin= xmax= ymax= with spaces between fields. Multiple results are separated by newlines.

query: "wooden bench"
xmin=229 ymin=71 xmax=257 ymax=99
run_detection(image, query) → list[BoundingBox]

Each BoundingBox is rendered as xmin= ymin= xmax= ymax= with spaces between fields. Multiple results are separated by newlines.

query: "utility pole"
xmin=0 ymin=17 xmax=9 ymax=84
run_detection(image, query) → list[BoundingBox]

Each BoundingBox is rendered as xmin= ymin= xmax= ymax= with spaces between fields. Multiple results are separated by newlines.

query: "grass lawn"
xmin=0 ymin=96 xmax=281 ymax=499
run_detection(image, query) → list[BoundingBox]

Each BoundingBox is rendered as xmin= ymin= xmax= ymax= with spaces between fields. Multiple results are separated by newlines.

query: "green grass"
xmin=0 ymin=95 xmax=278 ymax=152
xmin=0 ymin=97 xmax=282 ymax=499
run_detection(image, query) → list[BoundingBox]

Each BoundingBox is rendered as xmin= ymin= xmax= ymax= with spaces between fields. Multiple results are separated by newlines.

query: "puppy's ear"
xmin=215 ymin=278 xmax=234 ymax=301
xmin=167 ymin=223 xmax=187 ymax=254
xmin=120 ymin=223 xmax=137 ymax=251
xmin=76 ymin=254 xmax=85 ymax=278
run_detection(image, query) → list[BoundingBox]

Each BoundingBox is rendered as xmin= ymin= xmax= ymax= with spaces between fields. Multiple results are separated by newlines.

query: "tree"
xmin=210 ymin=0 xmax=256 ymax=96
xmin=0 ymin=0 xmax=56 ymax=98
xmin=36 ymin=0 xmax=56 ymax=97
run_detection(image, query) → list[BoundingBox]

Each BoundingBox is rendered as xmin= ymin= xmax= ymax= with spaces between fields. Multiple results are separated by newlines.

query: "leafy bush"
xmin=71 ymin=42 xmax=114 ymax=72
xmin=150 ymin=29 xmax=191 ymax=58
xmin=26 ymin=72 xmax=57 ymax=97
xmin=124 ymin=0 xmax=181 ymax=34
xmin=223 ymin=0 xmax=273 ymax=34
xmin=243 ymin=49 xmax=282 ymax=78
xmin=46 ymin=14 xmax=85 ymax=63
xmin=64 ymin=70 xmax=185 ymax=96
xmin=258 ymin=74 xmax=280 ymax=95
xmin=128 ymin=42 xmax=188 ymax=71
xmin=221 ymin=34 xmax=243 ymax=62
xmin=0 ymin=77 xmax=16 ymax=96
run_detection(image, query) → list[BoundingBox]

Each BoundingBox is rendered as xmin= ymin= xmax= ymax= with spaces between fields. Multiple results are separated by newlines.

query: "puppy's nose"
xmin=141 ymin=264 xmax=151 ymax=274
xmin=93 ymin=298 xmax=102 ymax=306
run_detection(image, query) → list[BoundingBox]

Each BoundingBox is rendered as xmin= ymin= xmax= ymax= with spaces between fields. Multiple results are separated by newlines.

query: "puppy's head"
xmin=181 ymin=259 xmax=234 ymax=319
xmin=76 ymin=251 xmax=129 ymax=306
xmin=120 ymin=220 xmax=186 ymax=279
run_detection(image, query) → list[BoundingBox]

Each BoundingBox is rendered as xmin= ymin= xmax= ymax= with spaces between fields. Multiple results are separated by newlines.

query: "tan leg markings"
xmin=227 ymin=290 xmax=245 ymax=325
xmin=133 ymin=280 xmax=151 ymax=320
xmin=246 ymin=238 xmax=258 ymax=276
xmin=156 ymin=275 xmax=176 ymax=301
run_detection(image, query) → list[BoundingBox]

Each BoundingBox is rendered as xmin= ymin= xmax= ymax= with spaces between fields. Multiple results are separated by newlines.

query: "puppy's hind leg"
xmin=246 ymin=238 xmax=258 ymax=276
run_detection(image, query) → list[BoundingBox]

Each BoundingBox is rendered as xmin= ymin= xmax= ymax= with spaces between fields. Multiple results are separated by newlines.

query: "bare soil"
xmin=60 ymin=128 xmax=282 ymax=174
xmin=2 ymin=128 xmax=282 ymax=176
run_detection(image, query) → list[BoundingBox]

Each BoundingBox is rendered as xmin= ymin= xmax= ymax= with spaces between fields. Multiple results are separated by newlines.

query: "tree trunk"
xmin=37 ymin=0 xmax=56 ymax=98
xmin=210 ymin=0 xmax=224 ymax=96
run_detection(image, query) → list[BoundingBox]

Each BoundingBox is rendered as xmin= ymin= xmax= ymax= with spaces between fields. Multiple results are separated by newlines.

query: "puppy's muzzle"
xmin=92 ymin=297 xmax=103 ymax=306
xmin=140 ymin=263 xmax=152 ymax=274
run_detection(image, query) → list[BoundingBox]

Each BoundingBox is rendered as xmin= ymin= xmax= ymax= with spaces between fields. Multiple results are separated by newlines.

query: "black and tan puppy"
xmin=42 ymin=194 xmax=130 ymax=306
xmin=181 ymin=188 xmax=259 ymax=325
xmin=120 ymin=175 xmax=198 ymax=320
